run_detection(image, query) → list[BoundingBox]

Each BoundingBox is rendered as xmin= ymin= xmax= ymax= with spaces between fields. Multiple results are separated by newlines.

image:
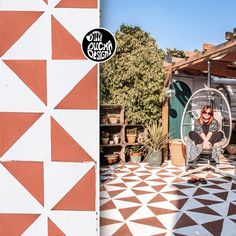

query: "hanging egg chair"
xmin=180 ymin=87 xmax=236 ymax=179
xmin=181 ymin=87 xmax=232 ymax=148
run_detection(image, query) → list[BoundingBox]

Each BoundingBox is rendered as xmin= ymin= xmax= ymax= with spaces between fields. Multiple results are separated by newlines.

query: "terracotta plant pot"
xmin=169 ymin=139 xmax=186 ymax=166
xmin=131 ymin=152 xmax=142 ymax=163
xmin=101 ymin=137 xmax=109 ymax=145
xmin=227 ymin=144 xmax=236 ymax=155
xmin=126 ymin=134 xmax=136 ymax=143
xmin=108 ymin=116 xmax=118 ymax=124
xmin=104 ymin=154 xmax=119 ymax=164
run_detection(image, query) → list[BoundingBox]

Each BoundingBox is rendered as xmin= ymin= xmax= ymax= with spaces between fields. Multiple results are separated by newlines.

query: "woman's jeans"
xmin=189 ymin=131 xmax=223 ymax=145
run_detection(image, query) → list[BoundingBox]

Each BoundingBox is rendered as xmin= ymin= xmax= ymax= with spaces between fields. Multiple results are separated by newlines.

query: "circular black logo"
xmin=82 ymin=28 xmax=116 ymax=62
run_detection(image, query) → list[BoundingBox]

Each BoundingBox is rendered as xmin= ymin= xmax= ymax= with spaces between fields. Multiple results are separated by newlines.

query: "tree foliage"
xmin=166 ymin=48 xmax=186 ymax=58
xmin=100 ymin=24 xmax=167 ymax=124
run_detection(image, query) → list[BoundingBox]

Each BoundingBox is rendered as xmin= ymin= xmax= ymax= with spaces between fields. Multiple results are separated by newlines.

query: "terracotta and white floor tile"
xmin=100 ymin=156 xmax=236 ymax=235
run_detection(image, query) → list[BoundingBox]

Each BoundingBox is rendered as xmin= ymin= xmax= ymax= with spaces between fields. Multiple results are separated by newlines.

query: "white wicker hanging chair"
xmin=181 ymin=87 xmax=232 ymax=147
xmin=180 ymin=87 xmax=235 ymax=179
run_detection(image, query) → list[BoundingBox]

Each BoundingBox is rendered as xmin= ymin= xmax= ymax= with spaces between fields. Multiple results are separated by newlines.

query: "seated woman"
xmin=189 ymin=105 xmax=224 ymax=149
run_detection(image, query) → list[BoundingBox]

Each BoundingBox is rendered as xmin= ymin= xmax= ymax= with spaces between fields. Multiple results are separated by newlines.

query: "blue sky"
xmin=101 ymin=0 xmax=236 ymax=51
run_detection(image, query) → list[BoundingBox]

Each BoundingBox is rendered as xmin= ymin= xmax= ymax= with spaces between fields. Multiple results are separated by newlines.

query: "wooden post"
xmin=162 ymin=100 xmax=169 ymax=160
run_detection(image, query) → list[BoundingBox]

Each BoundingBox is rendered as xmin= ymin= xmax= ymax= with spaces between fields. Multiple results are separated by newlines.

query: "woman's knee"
xmin=215 ymin=131 xmax=224 ymax=139
xmin=189 ymin=131 xmax=196 ymax=140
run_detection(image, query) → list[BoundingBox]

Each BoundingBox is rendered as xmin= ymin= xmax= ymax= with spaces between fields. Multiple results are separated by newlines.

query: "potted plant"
xmin=108 ymin=114 xmax=118 ymax=124
xmin=126 ymin=145 xmax=143 ymax=163
xmin=101 ymin=115 xmax=108 ymax=124
xmin=101 ymin=131 xmax=110 ymax=145
xmin=104 ymin=153 xmax=119 ymax=164
xmin=126 ymin=128 xmax=137 ymax=143
xmin=141 ymin=121 xmax=170 ymax=167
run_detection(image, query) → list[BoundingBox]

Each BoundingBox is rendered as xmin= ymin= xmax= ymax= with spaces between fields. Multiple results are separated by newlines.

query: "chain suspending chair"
xmin=180 ymin=87 xmax=236 ymax=180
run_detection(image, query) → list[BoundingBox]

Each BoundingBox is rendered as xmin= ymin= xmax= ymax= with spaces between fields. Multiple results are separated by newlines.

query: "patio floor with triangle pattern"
xmin=100 ymin=155 xmax=236 ymax=236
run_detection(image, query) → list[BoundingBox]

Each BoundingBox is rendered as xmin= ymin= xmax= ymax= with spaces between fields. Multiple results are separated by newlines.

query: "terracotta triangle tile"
xmin=135 ymin=170 xmax=151 ymax=174
xmin=0 ymin=11 xmax=43 ymax=56
xmin=55 ymin=65 xmax=97 ymax=109
xmin=52 ymin=166 xmax=95 ymax=211
xmin=147 ymin=178 xmax=166 ymax=183
xmin=203 ymin=185 xmax=225 ymax=190
xmin=115 ymin=196 xmax=141 ymax=204
xmin=213 ymin=192 xmax=228 ymax=201
xmin=43 ymin=0 xmax=48 ymax=3
xmin=221 ymin=176 xmax=232 ymax=182
xmin=172 ymin=170 xmax=183 ymax=175
xmin=188 ymin=206 xmax=220 ymax=216
xmin=0 ymin=112 xmax=42 ymax=156
xmin=157 ymin=169 xmax=168 ymax=173
xmin=133 ymin=181 xmax=148 ymax=188
xmin=173 ymin=184 xmax=195 ymax=190
xmin=112 ymin=223 xmax=132 ymax=236
xmin=229 ymin=218 xmax=236 ymax=224
xmin=119 ymin=206 xmax=140 ymax=220
xmin=151 ymin=184 xmax=166 ymax=193
xmin=132 ymin=189 xmax=153 ymax=195
xmin=148 ymin=206 xmax=178 ymax=215
xmin=148 ymin=194 xmax=167 ymax=203
xmin=194 ymin=198 xmax=223 ymax=206
xmin=205 ymin=173 xmax=217 ymax=179
xmin=0 ymin=214 xmax=40 ymax=235
xmin=123 ymin=172 xmax=136 ymax=177
xmin=162 ymin=190 xmax=186 ymax=196
xmin=100 ymin=217 xmax=122 ymax=226
xmin=121 ymin=178 xmax=139 ymax=183
xmin=139 ymin=175 xmax=150 ymax=180
xmin=51 ymin=16 xmax=86 ymax=59
xmin=108 ymin=189 xmax=125 ymax=198
xmin=100 ymin=200 xmax=116 ymax=211
xmin=172 ymin=177 xmax=186 ymax=183
xmin=132 ymin=217 xmax=166 ymax=229
xmin=51 ymin=118 xmax=93 ymax=162
xmin=173 ymin=213 xmax=197 ymax=229
xmin=202 ymin=219 xmax=224 ymax=236
xmin=48 ymin=218 xmax=66 ymax=236
xmin=227 ymin=202 xmax=236 ymax=216
xmin=170 ymin=198 xmax=188 ymax=210
xmin=4 ymin=60 xmax=47 ymax=105
xmin=2 ymin=161 xmax=44 ymax=206
xmin=129 ymin=167 xmax=140 ymax=171
xmin=231 ymin=183 xmax=236 ymax=190
xmin=56 ymin=0 xmax=97 ymax=8
xmin=193 ymin=188 xmax=209 ymax=196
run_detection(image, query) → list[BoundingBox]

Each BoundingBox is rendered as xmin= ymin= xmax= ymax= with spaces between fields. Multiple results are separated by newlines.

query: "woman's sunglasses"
xmin=203 ymin=111 xmax=212 ymax=115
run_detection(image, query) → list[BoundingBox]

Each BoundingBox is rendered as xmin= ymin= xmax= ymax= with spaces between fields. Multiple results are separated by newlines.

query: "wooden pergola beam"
xmin=171 ymin=38 xmax=236 ymax=71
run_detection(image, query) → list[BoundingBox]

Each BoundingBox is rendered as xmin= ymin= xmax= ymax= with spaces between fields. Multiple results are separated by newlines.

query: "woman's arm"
xmin=205 ymin=131 xmax=213 ymax=142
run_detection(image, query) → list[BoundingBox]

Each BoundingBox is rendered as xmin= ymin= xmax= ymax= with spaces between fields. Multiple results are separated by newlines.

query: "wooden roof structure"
xmin=165 ymin=38 xmax=236 ymax=85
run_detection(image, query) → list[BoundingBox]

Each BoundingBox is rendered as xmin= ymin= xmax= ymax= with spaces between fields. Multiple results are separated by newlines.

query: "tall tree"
xmin=101 ymin=24 xmax=166 ymax=124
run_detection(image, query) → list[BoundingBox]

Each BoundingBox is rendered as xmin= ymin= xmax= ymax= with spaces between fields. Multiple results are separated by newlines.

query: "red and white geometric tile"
xmin=0 ymin=161 xmax=96 ymax=235
xmin=100 ymin=157 xmax=236 ymax=236
xmin=0 ymin=0 xmax=99 ymax=235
